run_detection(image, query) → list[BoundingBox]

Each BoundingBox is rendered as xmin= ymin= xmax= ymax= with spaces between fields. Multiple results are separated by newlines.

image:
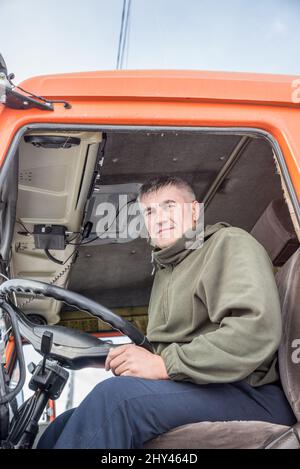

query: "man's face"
xmin=140 ymin=185 xmax=200 ymax=249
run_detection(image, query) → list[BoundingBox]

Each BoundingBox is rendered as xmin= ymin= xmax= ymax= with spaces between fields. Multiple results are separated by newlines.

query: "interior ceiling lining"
xmin=98 ymin=132 xmax=241 ymax=200
xmin=67 ymin=131 xmax=285 ymax=310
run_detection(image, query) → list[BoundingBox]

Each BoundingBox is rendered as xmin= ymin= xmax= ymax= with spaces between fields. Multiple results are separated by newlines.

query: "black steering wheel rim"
xmin=0 ymin=278 xmax=153 ymax=352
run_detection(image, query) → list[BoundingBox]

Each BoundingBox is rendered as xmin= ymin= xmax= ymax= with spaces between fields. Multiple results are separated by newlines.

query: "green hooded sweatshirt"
xmin=146 ymin=221 xmax=282 ymax=387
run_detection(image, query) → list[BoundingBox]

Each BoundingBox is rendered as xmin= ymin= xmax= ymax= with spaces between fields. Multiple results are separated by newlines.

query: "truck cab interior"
xmin=1 ymin=126 xmax=300 ymax=448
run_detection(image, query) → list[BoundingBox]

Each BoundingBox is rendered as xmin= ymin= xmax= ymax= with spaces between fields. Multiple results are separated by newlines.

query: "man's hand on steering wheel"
xmin=105 ymin=343 xmax=169 ymax=380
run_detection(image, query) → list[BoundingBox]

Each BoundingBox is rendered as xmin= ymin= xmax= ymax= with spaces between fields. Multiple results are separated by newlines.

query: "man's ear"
xmin=192 ymin=200 xmax=200 ymax=223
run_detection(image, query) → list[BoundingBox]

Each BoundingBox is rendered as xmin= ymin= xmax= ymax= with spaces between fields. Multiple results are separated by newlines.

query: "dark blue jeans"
xmin=37 ymin=376 xmax=296 ymax=449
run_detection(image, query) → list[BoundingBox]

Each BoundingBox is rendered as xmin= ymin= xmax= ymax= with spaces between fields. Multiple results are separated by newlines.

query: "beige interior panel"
xmin=11 ymin=131 xmax=102 ymax=324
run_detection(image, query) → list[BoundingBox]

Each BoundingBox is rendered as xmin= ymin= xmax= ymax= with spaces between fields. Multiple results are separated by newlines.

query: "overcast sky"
xmin=1 ymin=0 xmax=300 ymax=84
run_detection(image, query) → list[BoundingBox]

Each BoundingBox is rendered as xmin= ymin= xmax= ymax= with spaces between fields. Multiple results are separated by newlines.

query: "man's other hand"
xmin=104 ymin=344 xmax=169 ymax=380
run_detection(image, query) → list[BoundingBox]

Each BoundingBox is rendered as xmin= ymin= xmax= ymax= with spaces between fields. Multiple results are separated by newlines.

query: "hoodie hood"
xmin=151 ymin=221 xmax=230 ymax=271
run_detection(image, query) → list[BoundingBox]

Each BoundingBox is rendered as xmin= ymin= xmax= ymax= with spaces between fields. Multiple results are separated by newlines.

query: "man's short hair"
xmin=137 ymin=175 xmax=196 ymax=202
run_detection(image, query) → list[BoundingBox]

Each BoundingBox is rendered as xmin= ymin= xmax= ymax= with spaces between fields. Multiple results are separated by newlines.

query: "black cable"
xmin=44 ymin=249 xmax=64 ymax=265
xmin=44 ymin=247 xmax=79 ymax=266
xmin=16 ymin=220 xmax=33 ymax=236
xmin=9 ymin=393 xmax=39 ymax=444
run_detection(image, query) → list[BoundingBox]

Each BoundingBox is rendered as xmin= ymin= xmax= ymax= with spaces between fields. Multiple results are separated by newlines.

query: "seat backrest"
xmin=275 ymin=248 xmax=300 ymax=421
xmin=250 ymin=198 xmax=300 ymax=421
xmin=251 ymin=198 xmax=299 ymax=266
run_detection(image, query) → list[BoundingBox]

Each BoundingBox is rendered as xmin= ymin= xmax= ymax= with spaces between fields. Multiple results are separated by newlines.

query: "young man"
xmin=37 ymin=176 xmax=295 ymax=449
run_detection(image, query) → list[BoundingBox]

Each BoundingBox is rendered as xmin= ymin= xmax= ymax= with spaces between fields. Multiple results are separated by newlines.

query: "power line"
xmin=124 ymin=0 xmax=132 ymax=69
xmin=116 ymin=0 xmax=132 ymax=69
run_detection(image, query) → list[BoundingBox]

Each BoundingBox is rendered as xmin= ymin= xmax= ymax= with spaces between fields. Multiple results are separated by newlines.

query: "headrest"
xmin=251 ymin=199 xmax=299 ymax=266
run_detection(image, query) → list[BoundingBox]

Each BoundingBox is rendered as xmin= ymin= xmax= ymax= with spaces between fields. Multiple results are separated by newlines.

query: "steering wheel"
xmin=0 ymin=278 xmax=153 ymax=370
